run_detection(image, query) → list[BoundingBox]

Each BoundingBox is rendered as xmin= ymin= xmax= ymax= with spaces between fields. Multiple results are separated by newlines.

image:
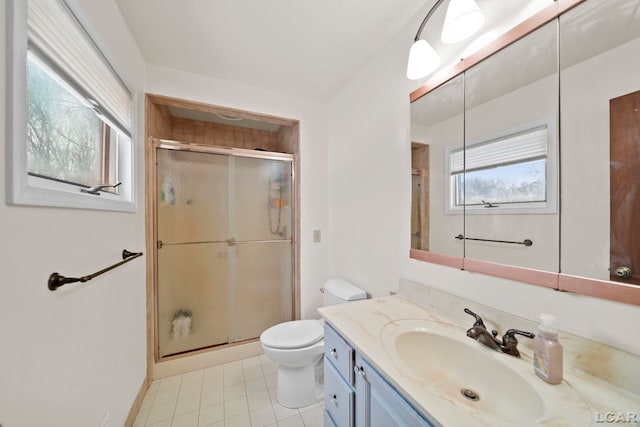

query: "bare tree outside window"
xmin=27 ymin=55 xmax=104 ymax=187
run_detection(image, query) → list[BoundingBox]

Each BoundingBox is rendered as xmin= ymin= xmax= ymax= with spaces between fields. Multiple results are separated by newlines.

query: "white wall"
xmin=0 ymin=1 xmax=147 ymax=426
xmin=328 ymin=9 xmax=640 ymax=356
xmin=145 ymin=64 xmax=331 ymax=320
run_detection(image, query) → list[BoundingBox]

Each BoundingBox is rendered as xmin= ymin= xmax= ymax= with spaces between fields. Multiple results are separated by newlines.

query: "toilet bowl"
xmin=259 ymin=279 xmax=366 ymax=408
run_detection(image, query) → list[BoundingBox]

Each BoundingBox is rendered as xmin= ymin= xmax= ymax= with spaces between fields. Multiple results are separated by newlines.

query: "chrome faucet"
xmin=464 ymin=308 xmax=535 ymax=357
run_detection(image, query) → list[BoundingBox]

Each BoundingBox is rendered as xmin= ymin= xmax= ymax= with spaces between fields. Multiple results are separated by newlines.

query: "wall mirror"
xmin=559 ymin=0 xmax=640 ymax=286
xmin=463 ymin=20 xmax=559 ymax=272
xmin=410 ymin=0 xmax=640 ymax=305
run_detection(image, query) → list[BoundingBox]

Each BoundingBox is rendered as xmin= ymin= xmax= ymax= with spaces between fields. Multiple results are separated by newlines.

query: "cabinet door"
xmin=354 ymin=354 xmax=435 ymax=427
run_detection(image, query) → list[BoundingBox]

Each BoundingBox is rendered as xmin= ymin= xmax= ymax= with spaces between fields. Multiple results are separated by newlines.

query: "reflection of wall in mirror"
xmin=411 ymin=115 xmax=463 ymax=258
xmin=463 ymin=74 xmax=559 ymax=272
xmin=560 ymin=36 xmax=640 ymax=280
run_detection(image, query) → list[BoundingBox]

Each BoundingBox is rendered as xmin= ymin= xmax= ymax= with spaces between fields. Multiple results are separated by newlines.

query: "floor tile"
xmin=223 ymin=413 xmax=251 ymax=427
xmin=243 ymin=365 xmax=264 ymax=381
xmin=197 ymin=404 xmax=224 ymax=426
xmin=247 ymin=390 xmax=271 ymax=411
xmin=135 ymin=353 xmax=326 ymax=427
xmin=146 ymin=401 xmax=176 ymax=425
xmin=276 ymin=414 xmax=305 ymax=427
xmin=200 ymin=390 xmax=224 ymax=409
xmin=245 ymin=377 xmax=267 ymax=394
xmin=249 ymin=405 xmax=276 ymax=427
xmin=174 ymin=396 xmax=200 ymax=417
xmin=154 ymin=387 xmax=180 ymax=407
xmin=170 ymin=411 xmax=198 ymax=427
xmin=299 ymin=406 xmax=323 ymax=427
xmin=223 ymin=382 xmax=246 ymax=401
xmin=271 ymin=403 xmax=298 ymax=421
xmin=224 ymin=396 xmax=248 ymax=418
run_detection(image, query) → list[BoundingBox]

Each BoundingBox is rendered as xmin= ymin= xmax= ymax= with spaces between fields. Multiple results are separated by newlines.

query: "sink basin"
xmin=381 ymin=320 xmax=546 ymax=422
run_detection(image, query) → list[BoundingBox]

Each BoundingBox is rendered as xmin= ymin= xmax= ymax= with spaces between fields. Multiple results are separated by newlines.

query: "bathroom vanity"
xmin=319 ymin=281 xmax=640 ymax=426
xmin=323 ymin=323 xmax=434 ymax=427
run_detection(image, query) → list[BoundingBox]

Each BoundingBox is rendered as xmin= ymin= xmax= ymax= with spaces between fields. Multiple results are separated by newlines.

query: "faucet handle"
xmin=501 ymin=329 xmax=535 ymax=358
xmin=464 ymin=308 xmax=486 ymax=329
xmin=503 ymin=329 xmax=535 ymax=340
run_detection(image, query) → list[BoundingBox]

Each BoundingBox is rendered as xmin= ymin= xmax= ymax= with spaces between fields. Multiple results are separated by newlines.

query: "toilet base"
xmin=276 ymin=360 xmax=322 ymax=408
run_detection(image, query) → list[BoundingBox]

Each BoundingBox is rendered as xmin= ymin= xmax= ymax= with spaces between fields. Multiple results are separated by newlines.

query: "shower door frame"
xmin=149 ymin=137 xmax=298 ymax=361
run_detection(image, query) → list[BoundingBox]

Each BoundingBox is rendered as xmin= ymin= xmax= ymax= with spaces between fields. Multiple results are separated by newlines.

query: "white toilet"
xmin=260 ymin=278 xmax=366 ymax=408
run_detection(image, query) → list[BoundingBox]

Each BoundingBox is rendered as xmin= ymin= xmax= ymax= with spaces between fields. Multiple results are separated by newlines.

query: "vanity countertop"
xmin=318 ymin=293 xmax=640 ymax=427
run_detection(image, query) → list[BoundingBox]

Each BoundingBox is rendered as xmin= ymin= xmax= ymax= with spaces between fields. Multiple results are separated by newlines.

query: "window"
xmin=7 ymin=0 xmax=136 ymax=211
xmin=447 ymin=117 xmax=557 ymax=214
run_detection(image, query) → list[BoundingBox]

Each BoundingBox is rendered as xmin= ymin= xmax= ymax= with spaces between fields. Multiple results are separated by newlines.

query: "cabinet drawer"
xmin=324 ymin=323 xmax=354 ymax=383
xmin=324 ymin=359 xmax=354 ymax=427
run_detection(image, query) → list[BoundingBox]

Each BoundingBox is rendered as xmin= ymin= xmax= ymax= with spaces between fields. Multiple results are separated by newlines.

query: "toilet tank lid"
xmin=324 ymin=278 xmax=366 ymax=301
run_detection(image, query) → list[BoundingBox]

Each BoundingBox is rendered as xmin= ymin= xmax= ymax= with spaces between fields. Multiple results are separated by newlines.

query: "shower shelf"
xmin=47 ymin=249 xmax=144 ymax=291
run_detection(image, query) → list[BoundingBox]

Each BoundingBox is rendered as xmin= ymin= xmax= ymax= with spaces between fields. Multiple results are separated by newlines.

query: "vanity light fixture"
xmin=441 ymin=0 xmax=485 ymax=44
xmin=407 ymin=0 xmax=485 ymax=80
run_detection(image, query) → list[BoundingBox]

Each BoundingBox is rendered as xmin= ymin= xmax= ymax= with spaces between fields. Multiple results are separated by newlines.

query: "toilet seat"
xmin=261 ymin=319 xmax=323 ymax=349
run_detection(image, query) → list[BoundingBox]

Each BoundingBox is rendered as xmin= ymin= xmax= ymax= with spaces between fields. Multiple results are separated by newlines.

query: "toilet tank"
xmin=323 ymin=278 xmax=367 ymax=306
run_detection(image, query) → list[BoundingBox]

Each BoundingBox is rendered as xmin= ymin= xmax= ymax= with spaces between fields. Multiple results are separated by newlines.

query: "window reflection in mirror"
xmin=463 ymin=21 xmax=559 ymax=271
xmin=560 ymin=0 xmax=640 ymax=284
xmin=410 ymin=75 xmax=464 ymax=257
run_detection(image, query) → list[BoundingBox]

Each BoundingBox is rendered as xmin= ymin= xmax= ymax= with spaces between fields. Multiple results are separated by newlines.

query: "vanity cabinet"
xmin=324 ymin=324 xmax=435 ymax=427
xmin=324 ymin=323 xmax=355 ymax=426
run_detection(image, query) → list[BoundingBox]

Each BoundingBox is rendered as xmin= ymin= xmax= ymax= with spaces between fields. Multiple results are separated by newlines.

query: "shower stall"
xmin=154 ymin=140 xmax=294 ymax=358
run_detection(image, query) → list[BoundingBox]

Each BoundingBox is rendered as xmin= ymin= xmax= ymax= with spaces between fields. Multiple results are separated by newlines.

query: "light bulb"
xmin=441 ymin=0 xmax=485 ymax=44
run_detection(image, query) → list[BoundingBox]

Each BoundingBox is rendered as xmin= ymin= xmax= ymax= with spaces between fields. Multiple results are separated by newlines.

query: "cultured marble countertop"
xmin=318 ymin=293 xmax=640 ymax=427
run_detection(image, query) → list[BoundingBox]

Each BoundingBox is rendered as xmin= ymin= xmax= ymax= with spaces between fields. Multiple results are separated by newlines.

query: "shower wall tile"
xmin=171 ymin=116 xmax=286 ymax=152
xmin=146 ymin=97 xmax=173 ymax=139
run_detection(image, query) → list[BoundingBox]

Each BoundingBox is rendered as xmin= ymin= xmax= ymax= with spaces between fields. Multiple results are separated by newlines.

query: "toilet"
xmin=260 ymin=278 xmax=366 ymax=408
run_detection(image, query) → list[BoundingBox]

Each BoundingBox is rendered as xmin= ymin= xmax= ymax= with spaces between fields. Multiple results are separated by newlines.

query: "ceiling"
xmin=115 ymin=0 xmax=562 ymax=102
xmin=114 ymin=0 xmax=429 ymax=102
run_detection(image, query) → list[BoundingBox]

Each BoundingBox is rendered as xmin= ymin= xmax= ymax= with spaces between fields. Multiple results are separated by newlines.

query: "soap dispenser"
xmin=533 ymin=313 xmax=563 ymax=384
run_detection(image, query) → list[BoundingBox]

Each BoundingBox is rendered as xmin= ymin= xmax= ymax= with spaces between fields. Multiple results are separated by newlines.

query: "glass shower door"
xmin=231 ymin=156 xmax=293 ymax=342
xmin=156 ymin=149 xmax=230 ymax=357
xmin=156 ymin=146 xmax=294 ymax=357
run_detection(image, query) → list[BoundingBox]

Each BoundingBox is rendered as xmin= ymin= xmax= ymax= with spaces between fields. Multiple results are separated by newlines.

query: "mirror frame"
xmin=409 ymin=0 xmax=640 ymax=306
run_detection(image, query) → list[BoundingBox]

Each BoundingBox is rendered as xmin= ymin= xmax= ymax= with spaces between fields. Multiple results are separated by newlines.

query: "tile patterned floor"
xmin=133 ymin=355 xmax=324 ymax=427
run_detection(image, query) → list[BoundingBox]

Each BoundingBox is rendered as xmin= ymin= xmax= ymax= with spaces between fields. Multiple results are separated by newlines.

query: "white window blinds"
xmin=27 ymin=0 xmax=132 ymax=134
xmin=450 ymin=126 xmax=548 ymax=174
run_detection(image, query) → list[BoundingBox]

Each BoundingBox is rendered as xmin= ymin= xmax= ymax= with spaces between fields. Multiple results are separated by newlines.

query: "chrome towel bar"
xmin=48 ymin=249 xmax=143 ymax=291
xmin=454 ymin=234 xmax=533 ymax=247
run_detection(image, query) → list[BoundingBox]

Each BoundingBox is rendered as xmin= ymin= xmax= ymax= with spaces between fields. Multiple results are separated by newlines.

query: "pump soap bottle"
xmin=533 ymin=313 xmax=563 ymax=384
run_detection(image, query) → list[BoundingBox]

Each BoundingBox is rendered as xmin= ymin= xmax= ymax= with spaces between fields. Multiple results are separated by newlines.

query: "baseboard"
xmin=124 ymin=376 xmax=149 ymax=427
